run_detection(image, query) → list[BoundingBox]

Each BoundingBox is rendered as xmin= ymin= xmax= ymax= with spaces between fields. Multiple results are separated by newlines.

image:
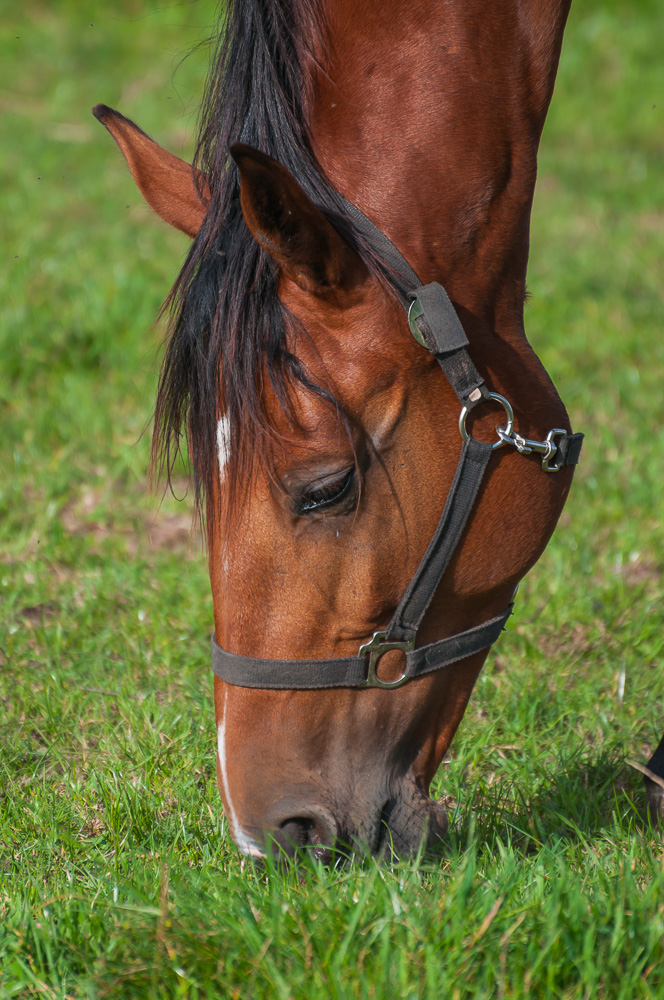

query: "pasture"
xmin=1 ymin=0 xmax=663 ymax=996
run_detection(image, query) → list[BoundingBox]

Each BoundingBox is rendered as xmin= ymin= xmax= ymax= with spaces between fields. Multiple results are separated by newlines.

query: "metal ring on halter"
xmin=357 ymin=631 xmax=415 ymax=689
xmin=458 ymin=392 xmax=514 ymax=451
xmin=407 ymin=297 xmax=429 ymax=348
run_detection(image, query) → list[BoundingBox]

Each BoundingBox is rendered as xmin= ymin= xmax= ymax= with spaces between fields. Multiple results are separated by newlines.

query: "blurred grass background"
xmin=1 ymin=1 xmax=663 ymax=997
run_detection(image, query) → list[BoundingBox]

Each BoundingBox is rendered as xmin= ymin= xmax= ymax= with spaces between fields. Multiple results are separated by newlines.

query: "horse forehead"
xmin=280 ymin=277 xmax=419 ymax=413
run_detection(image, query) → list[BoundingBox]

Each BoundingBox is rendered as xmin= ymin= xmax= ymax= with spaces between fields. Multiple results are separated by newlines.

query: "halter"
xmin=211 ymin=196 xmax=583 ymax=690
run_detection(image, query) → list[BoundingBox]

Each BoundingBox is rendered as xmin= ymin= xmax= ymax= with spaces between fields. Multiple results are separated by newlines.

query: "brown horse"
xmin=94 ymin=0 xmax=664 ymax=859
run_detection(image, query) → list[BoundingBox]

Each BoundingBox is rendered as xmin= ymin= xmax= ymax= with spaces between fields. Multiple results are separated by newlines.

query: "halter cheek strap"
xmin=210 ymin=197 xmax=583 ymax=691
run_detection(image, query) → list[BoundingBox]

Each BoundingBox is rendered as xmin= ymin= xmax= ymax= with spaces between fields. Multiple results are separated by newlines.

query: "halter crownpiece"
xmin=211 ymin=195 xmax=583 ymax=691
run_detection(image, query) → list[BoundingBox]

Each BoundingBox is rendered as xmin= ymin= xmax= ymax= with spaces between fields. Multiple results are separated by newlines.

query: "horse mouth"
xmin=376 ymin=789 xmax=449 ymax=858
xmin=257 ymin=787 xmax=449 ymax=863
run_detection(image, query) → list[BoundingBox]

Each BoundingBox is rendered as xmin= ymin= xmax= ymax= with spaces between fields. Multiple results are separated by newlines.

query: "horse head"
xmin=94 ymin=0 xmax=580 ymax=859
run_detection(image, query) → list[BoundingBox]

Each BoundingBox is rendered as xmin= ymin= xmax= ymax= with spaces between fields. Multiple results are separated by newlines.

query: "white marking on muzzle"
xmin=217 ymin=415 xmax=230 ymax=483
xmin=217 ymin=689 xmax=264 ymax=858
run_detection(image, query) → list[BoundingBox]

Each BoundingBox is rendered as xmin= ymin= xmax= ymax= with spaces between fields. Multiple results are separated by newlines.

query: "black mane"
xmin=152 ymin=0 xmax=384 ymax=520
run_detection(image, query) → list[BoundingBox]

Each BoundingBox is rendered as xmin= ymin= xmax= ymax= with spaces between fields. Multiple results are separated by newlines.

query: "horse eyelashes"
xmin=298 ymin=468 xmax=355 ymax=514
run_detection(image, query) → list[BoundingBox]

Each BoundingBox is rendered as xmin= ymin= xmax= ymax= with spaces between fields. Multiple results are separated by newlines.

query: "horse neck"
xmin=309 ymin=0 xmax=571 ymax=353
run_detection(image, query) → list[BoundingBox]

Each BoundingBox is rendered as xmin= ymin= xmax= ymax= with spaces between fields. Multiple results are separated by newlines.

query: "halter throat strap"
xmin=210 ymin=196 xmax=583 ymax=690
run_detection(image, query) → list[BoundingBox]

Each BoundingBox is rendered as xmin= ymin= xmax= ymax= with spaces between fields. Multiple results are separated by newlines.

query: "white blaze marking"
xmin=217 ymin=688 xmax=264 ymax=857
xmin=217 ymin=415 xmax=230 ymax=482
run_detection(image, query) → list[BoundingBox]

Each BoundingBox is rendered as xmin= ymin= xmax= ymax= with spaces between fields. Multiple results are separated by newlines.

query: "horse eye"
xmin=298 ymin=469 xmax=355 ymax=514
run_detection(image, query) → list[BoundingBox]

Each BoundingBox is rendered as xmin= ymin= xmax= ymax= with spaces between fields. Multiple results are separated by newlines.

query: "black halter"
xmin=211 ymin=197 xmax=583 ymax=690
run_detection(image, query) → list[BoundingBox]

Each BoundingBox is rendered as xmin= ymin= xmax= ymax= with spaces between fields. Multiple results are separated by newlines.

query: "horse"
xmin=93 ymin=0 xmax=664 ymax=859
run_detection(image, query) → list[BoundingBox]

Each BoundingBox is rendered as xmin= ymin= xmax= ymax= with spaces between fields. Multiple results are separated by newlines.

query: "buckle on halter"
xmin=358 ymin=631 xmax=415 ymax=689
xmin=407 ymin=298 xmax=429 ymax=349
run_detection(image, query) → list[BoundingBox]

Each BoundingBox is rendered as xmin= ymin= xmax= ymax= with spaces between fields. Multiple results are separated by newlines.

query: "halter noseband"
xmin=211 ymin=196 xmax=583 ymax=691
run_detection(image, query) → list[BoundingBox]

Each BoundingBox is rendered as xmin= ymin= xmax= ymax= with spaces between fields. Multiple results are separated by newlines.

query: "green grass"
xmin=1 ymin=0 xmax=663 ymax=997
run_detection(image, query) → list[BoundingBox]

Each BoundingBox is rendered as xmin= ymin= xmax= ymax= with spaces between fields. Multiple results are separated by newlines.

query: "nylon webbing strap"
xmin=338 ymin=196 xmax=489 ymax=411
xmin=555 ymin=432 xmax=584 ymax=468
xmin=386 ymin=437 xmax=493 ymax=644
xmin=337 ymin=195 xmax=420 ymax=304
xmin=409 ymin=281 xmax=469 ymax=354
xmin=211 ymin=604 xmax=513 ymax=690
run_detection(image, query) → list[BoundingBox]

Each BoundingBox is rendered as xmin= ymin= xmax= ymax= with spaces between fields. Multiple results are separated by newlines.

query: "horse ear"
xmin=230 ymin=143 xmax=358 ymax=293
xmin=92 ymin=104 xmax=209 ymax=238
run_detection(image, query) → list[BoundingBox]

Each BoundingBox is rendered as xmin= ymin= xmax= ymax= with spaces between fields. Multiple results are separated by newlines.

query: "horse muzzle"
xmin=240 ymin=778 xmax=448 ymax=863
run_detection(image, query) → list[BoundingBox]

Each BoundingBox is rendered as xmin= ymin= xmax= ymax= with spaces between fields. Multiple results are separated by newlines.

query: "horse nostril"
xmin=274 ymin=818 xmax=309 ymax=856
xmin=271 ymin=811 xmax=339 ymax=863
